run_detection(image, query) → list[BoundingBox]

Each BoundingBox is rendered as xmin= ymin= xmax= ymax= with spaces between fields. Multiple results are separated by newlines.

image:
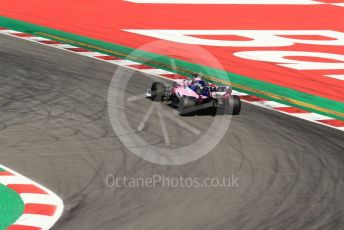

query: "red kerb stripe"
xmin=240 ymin=95 xmax=267 ymax=102
xmin=95 ymin=55 xmax=120 ymax=60
xmin=7 ymin=225 xmax=41 ymax=230
xmin=317 ymin=119 xmax=344 ymax=127
xmin=128 ymin=64 xmax=155 ymax=70
xmin=24 ymin=203 xmax=57 ymax=216
xmin=38 ymin=40 xmax=62 ymax=45
xmin=67 ymin=47 xmax=90 ymax=52
xmin=0 ymin=171 xmax=14 ymax=176
xmin=275 ymin=107 xmax=311 ymax=113
xmin=12 ymin=33 xmax=34 ymax=37
xmin=8 ymin=184 xmax=48 ymax=194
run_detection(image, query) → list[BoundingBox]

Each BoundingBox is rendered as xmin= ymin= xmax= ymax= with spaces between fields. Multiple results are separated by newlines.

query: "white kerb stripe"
xmin=325 ymin=75 xmax=344 ymax=81
xmin=247 ymin=100 xmax=290 ymax=108
xmin=79 ymin=51 xmax=106 ymax=57
xmin=288 ymin=113 xmax=332 ymax=121
xmin=141 ymin=68 xmax=175 ymax=75
xmin=14 ymin=214 xmax=56 ymax=229
xmin=0 ymin=30 xmax=20 ymax=34
xmin=53 ymin=44 xmax=79 ymax=49
xmin=108 ymin=60 xmax=141 ymax=65
xmin=332 ymin=3 xmax=344 ymax=7
xmin=231 ymin=90 xmax=249 ymax=96
xmin=0 ymin=175 xmax=32 ymax=185
xmin=25 ymin=37 xmax=51 ymax=42
xmin=21 ymin=194 xmax=61 ymax=205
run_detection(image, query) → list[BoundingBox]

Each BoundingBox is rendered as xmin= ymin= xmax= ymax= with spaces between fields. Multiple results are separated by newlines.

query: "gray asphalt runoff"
xmin=1 ymin=34 xmax=344 ymax=230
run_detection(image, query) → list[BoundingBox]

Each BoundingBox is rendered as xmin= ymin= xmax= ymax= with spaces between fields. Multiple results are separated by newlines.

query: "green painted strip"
xmin=0 ymin=183 xmax=25 ymax=229
xmin=1 ymin=16 xmax=343 ymax=120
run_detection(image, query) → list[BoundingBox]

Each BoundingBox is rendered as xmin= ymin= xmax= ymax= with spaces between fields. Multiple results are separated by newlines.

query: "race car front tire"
xmin=225 ymin=95 xmax=241 ymax=115
xmin=151 ymin=82 xmax=166 ymax=101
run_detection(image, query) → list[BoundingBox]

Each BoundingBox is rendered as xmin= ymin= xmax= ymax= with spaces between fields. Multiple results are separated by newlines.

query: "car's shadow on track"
xmin=166 ymin=103 xmax=234 ymax=117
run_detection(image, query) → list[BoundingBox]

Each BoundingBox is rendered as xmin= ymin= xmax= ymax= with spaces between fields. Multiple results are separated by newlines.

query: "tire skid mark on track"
xmin=0 ymin=165 xmax=63 ymax=230
xmin=0 ymin=27 xmax=343 ymax=133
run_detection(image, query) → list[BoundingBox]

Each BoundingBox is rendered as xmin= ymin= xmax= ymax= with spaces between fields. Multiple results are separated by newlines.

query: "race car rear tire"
xmin=178 ymin=96 xmax=197 ymax=115
xmin=151 ymin=82 xmax=166 ymax=101
xmin=225 ymin=95 xmax=241 ymax=115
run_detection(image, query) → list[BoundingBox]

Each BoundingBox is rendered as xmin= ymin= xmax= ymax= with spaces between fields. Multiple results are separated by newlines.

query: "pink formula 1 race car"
xmin=145 ymin=77 xmax=241 ymax=115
